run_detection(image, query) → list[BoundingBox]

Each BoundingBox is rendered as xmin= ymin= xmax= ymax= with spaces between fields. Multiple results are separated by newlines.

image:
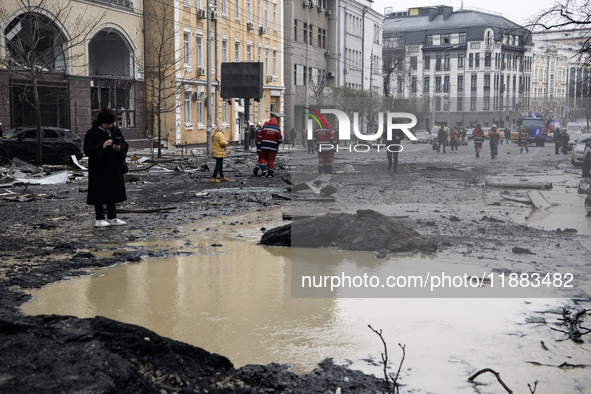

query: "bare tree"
xmin=530 ymin=0 xmax=591 ymax=66
xmin=144 ymin=0 xmax=200 ymax=158
xmin=0 ymin=0 xmax=105 ymax=165
xmin=382 ymin=50 xmax=402 ymax=98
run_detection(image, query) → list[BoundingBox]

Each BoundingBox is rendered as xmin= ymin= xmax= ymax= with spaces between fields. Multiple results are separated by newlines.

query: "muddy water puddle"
xmin=21 ymin=209 xmax=591 ymax=393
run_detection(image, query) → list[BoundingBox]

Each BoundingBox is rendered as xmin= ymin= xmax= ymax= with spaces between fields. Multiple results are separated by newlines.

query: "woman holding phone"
xmin=84 ymin=108 xmax=129 ymax=227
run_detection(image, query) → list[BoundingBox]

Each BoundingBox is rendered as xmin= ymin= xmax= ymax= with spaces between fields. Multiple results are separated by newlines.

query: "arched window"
xmin=4 ymin=13 xmax=66 ymax=72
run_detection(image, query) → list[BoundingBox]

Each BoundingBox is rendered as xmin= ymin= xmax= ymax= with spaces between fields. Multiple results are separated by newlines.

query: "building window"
xmin=443 ymin=76 xmax=450 ymax=93
xmin=484 ymin=74 xmax=490 ymax=89
xmin=196 ymin=35 xmax=203 ymax=67
xmin=457 ymin=97 xmax=463 ymax=111
xmin=468 ymin=53 xmax=473 ymax=68
xmin=435 ymin=97 xmax=441 ymax=111
xmin=459 ymin=32 xmax=466 ymax=44
xmin=471 ymin=97 xmax=477 ymax=111
xmin=457 ymin=75 xmax=463 ymax=90
xmin=483 ymin=96 xmax=490 ymax=110
xmin=308 ymin=24 xmax=313 ymax=45
xmin=222 ymin=40 xmax=228 ymax=62
xmin=197 ymin=92 xmax=204 ymax=123
xmin=458 ymin=53 xmax=464 ymax=68
xmin=257 ymin=0 xmax=262 ymax=22
xmin=436 ymin=56 xmax=441 ymax=71
xmin=484 ymin=52 xmax=491 ymax=68
xmin=265 ymin=1 xmax=269 ymax=28
xmin=247 ymin=44 xmax=252 ymax=62
xmin=426 ymin=35 xmax=433 ymax=46
xmin=273 ymin=3 xmax=277 ymax=30
xmin=424 ymin=55 xmax=430 ymax=70
xmin=424 ymin=76 xmax=430 ymax=92
xmin=273 ymin=49 xmax=277 ymax=75
xmin=184 ymin=90 xmax=192 ymax=123
xmin=397 ymin=78 xmax=403 ymax=93
xmin=235 ymin=41 xmax=241 ymax=61
xmin=183 ymin=32 xmax=191 ymax=66
xmin=485 ymin=31 xmax=493 ymax=46
xmin=247 ymin=0 xmax=252 ymax=22
xmin=303 ymin=23 xmax=307 ymax=44
xmin=265 ymin=48 xmax=269 ymax=74
xmin=410 ymin=56 xmax=417 ymax=71
xmin=475 ymin=53 xmax=480 ymax=68
xmin=235 ymin=0 xmax=240 ymax=19
xmin=222 ymin=0 xmax=228 ymax=17
xmin=471 ymin=74 xmax=477 ymax=90
xmin=444 ymin=54 xmax=450 ymax=70
xmin=411 ymin=76 xmax=417 ymax=92
xmin=435 ymin=76 xmax=441 ymax=92
xmin=441 ymin=34 xmax=450 ymax=45
xmin=223 ymin=100 xmax=229 ymax=123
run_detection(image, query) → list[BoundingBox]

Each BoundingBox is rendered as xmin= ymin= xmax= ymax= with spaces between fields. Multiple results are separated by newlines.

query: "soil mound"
xmin=261 ymin=209 xmax=438 ymax=253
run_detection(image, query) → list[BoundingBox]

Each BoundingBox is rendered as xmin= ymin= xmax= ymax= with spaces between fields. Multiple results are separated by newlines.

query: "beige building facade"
xmin=145 ymin=0 xmax=284 ymax=147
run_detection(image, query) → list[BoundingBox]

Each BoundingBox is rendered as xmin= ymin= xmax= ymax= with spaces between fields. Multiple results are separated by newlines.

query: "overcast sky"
xmin=370 ymin=0 xmax=559 ymax=25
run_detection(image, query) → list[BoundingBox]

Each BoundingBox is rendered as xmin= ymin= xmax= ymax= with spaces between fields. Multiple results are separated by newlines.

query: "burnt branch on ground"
xmin=368 ymin=325 xmax=406 ymax=394
xmin=550 ymin=308 xmax=591 ymax=343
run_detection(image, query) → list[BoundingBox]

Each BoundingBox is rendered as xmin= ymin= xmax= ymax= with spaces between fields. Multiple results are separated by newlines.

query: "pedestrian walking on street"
xmin=301 ymin=128 xmax=306 ymax=148
xmin=460 ymin=128 xmax=467 ymax=146
xmin=437 ymin=126 xmax=448 ymax=153
xmin=249 ymin=124 xmax=257 ymax=149
xmin=561 ymin=129 xmax=570 ymax=154
xmin=211 ymin=127 xmax=229 ymax=182
xmin=257 ymin=117 xmax=283 ymax=177
xmin=487 ymin=124 xmax=503 ymax=159
xmin=504 ymin=127 xmax=511 ymax=144
xmin=519 ymin=126 xmax=529 ymax=153
xmin=472 ymin=124 xmax=485 ymax=158
xmin=84 ymin=108 xmax=129 ymax=227
xmin=449 ymin=127 xmax=459 ymax=152
xmin=313 ymin=127 xmax=335 ymax=174
xmin=554 ymin=128 xmax=562 ymax=154
xmin=386 ymin=129 xmax=405 ymax=172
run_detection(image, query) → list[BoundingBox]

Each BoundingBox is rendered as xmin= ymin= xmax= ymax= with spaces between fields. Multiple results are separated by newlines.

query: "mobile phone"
xmin=113 ymin=137 xmax=123 ymax=145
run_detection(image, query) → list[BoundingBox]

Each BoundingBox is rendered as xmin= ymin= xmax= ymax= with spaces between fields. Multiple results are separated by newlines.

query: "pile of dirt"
xmin=261 ymin=209 xmax=438 ymax=253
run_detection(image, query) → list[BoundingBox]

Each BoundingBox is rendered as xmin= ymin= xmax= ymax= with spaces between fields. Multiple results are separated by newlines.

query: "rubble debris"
xmin=512 ymin=246 xmax=534 ymax=254
xmin=14 ymin=171 xmax=69 ymax=185
xmin=291 ymin=173 xmax=337 ymax=196
xmin=70 ymin=155 xmax=88 ymax=171
xmin=499 ymin=190 xmax=533 ymax=205
xmin=117 ymin=207 xmax=177 ymax=213
xmin=527 ymin=190 xmax=552 ymax=210
xmin=261 ymin=209 xmax=437 ymax=253
xmin=485 ymin=180 xmax=552 ymax=189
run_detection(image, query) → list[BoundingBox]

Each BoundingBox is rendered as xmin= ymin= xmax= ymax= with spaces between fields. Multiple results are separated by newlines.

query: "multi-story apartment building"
xmin=530 ymin=44 xmax=569 ymax=120
xmin=382 ymin=5 xmax=533 ymax=129
xmin=1 ymin=0 xmax=146 ymax=142
xmin=284 ymin=0 xmax=338 ymax=134
xmin=144 ymin=0 xmax=283 ymax=147
xmin=533 ymin=29 xmax=591 ymax=123
xmin=284 ymin=0 xmax=382 ymax=133
xmin=337 ymin=0 xmax=383 ymax=94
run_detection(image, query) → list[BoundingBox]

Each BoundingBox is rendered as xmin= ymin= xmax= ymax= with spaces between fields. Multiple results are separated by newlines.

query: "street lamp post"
xmin=432 ymin=45 xmax=459 ymax=128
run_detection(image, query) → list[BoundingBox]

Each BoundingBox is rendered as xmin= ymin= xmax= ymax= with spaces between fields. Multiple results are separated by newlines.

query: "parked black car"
xmin=0 ymin=127 xmax=83 ymax=165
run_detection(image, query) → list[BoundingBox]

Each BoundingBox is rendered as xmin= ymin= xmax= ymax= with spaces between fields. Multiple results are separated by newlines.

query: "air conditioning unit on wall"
xmin=247 ymin=22 xmax=255 ymax=30
xmin=259 ymin=26 xmax=267 ymax=35
xmin=197 ymin=9 xmax=206 ymax=19
xmin=198 ymin=67 xmax=206 ymax=76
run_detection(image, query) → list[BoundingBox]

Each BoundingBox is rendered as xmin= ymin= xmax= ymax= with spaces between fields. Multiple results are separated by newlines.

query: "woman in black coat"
xmin=84 ymin=108 xmax=129 ymax=227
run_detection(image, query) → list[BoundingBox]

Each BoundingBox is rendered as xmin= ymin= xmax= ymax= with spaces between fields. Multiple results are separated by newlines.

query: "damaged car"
xmin=0 ymin=127 xmax=83 ymax=165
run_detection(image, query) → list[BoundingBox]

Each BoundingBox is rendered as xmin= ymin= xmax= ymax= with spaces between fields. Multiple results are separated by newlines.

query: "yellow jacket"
xmin=212 ymin=130 xmax=229 ymax=158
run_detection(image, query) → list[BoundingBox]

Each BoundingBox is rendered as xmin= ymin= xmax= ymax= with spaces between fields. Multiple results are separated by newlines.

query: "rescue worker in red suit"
xmin=313 ymin=127 xmax=335 ymax=174
xmin=519 ymin=127 xmax=529 ymax=153
xmin=472 ymin=124 xmax=485 ymax=158
xmin=253 ymin=118 xmax=283 ymax=177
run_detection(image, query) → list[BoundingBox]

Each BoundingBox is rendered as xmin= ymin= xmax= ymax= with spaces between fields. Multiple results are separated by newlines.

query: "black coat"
xmin=84 ymin=123 xmax=128 ymax=205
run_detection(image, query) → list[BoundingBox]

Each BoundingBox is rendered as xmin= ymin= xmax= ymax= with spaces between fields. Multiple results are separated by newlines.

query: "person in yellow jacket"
xmin=211 ymin=128 xmax=229 ymax=182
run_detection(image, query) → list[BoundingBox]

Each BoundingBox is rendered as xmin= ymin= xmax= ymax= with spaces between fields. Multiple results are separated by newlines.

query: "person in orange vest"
xmin=486 ymin=124 xmax=503 ymax=159
xmin=449 ymin=127 xmax=459 ymax=152
xmin=254 ymin=118 xmax=283 ymax=177
xmin=472 ymin=124 xmax=485 ymax=158
xmin=313 ymin=127 xmax=335 ymax=174
xmin=519 ymin=126 xmax=529 ymax=154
